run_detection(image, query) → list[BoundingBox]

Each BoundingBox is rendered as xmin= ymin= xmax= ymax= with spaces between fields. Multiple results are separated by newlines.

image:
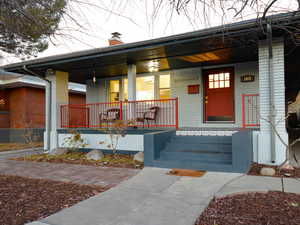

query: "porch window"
xmin=136 ymin=76 xmax=154 ymax=100
xmin=208 ymin=72 xmax=230 ymax=89
xmin=109 ymin=80 xmax=120 ymax=102
xmin=159 ymin=74 xmax=171 ymax=99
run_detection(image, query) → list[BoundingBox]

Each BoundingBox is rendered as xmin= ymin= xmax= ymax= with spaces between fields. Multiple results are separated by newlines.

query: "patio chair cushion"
xmin=144 ymin=107 xmax=159 ymax=120
xmin=107 ymin=110 xmax=120 ymax=120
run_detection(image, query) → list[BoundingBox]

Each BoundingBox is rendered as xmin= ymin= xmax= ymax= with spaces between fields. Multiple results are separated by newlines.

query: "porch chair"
xmin=99 ymin=108 xmax=120 ymax=125
xmin=136 ymin=106 xmax=160 ymax=127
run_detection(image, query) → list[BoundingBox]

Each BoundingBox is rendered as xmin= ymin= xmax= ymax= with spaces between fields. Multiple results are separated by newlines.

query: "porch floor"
xmin=178 ymin=127 xmax=259 ymax=131
xmin=177 ymin=127 xmax=259 ymax=136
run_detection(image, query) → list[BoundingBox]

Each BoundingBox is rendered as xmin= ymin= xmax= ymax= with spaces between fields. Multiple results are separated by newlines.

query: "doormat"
xmin=167 ymin=169 xmax=206 ymax=177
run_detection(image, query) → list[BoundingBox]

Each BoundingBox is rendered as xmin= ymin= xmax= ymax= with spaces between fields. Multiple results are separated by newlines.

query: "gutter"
xmin=0 ymin=69 xmax=25 ymax=77
xmin=22 ymin=66 xmax=52 ymax=152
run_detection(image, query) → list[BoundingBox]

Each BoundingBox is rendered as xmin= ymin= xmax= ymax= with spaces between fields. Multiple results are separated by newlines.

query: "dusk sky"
xmin=1 ymin=0 xmax=298 ymax=65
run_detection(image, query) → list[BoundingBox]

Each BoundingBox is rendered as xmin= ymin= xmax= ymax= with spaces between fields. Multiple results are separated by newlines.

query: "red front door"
xmin=204 ymin=68 xmax=234 ymax=122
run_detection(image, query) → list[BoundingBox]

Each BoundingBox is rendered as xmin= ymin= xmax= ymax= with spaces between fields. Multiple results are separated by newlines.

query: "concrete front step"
xmin=165 ymin=142 xmax=232 ymax=153
xmin=160 ymin=150 xmax=232 ymax=163
xmin=176 ymin=130 xmax=238 ymax=136
xmin=170 ymin=135 xmax=232 ymax=144
xmin=151 ymin=159 xmax=234 ymax=172
xmin=156 ymin=134 xmax=235 ymax=172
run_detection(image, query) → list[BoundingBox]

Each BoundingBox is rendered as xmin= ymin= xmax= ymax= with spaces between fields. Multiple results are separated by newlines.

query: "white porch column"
xmin=127 ymin=64 xmax=137 ymax=121
xmin=44 ymin=79 xmax=51 ymax=151
xmin=258 ymin=39 xmax=287 ymax=165
xmin=127 ymin=64 xmax=136 ymax=101
xmin=45 ymin=70 xmax=69 ymax=152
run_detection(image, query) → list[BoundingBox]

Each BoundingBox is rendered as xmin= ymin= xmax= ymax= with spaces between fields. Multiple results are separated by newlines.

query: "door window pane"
xmin=225 ymin=73 xmax=230 ymax=80
xmin=214 ymin=74 xmax=218 ymax=81
xmin=225 ymin=80 xmax=230 ymax=88
xmin=136 ymin=76 xmax=154 ymax=100
xmin=219 ymin=80 xmax=224 ymax=88
xmin=214 ymin=81 xmax=219 ymax=88
xmin=208 ymin=72 xmax=231 ymax=89
xmin=219 ymin=73 xmax=224 ymax=80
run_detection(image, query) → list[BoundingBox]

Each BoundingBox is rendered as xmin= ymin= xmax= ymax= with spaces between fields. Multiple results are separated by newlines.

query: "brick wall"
xmin=0 ymin=89 xmax=10 ymax=128
xmin=0 ymin=87 xmax=85 ymax=129
xmin=9 ymin=88 xmax=28 ymax=128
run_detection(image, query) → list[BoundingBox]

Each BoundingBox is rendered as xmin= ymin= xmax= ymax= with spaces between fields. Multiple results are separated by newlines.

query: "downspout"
xmin=266 ymin=23 xmax=276 ymax=163
xmin=22 ymin=66 xmax=52 ymax=152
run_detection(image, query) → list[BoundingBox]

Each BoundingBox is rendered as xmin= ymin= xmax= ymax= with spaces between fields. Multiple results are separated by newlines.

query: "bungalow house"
xmin=0 ymin=74 xmax=85 ymax=142
xmin=2 ymin=12 xmax=300 ymax=172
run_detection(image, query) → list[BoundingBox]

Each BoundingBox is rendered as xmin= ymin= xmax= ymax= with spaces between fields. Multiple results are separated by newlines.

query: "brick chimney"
xmin=108 ymin=32 xmax=123 ymax=46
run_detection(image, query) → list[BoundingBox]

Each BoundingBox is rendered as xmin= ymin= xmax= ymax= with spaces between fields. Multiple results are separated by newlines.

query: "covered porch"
xmin=4 ymin=12 xmax=300 ymax=171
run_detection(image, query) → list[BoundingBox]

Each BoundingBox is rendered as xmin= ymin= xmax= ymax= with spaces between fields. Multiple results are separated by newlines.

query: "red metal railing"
xmin=242 ymin=94 xmax=260 ymax=128
xmin=60 ymin=98 xmax=179 ymax=129
xmin=61 ymin=105 xmax=90 ymax=128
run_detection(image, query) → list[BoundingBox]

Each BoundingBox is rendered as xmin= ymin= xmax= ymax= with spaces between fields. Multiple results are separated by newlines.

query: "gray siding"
xmin=234 ymin=62 xmax=259 ymax=127
xmin=86 ymin=79 xmax=107 ymax=103
xmin=172 ymin=68 xmax=202 ymax=127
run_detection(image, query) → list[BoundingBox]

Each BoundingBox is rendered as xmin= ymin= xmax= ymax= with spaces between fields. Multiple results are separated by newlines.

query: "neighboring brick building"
xmin=0 ymin=76 xmax=85 ymax=142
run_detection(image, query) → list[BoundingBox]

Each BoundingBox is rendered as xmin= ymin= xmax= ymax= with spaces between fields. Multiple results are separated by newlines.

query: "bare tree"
xmin=261 ymin=114 xmax=299 ymax=170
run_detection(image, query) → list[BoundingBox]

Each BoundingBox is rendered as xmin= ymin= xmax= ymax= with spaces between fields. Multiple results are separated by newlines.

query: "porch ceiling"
xmin=3 ymin=11 xmax=300 ymax=84
xmin=2 ymin=38 xmax=260 ymax=84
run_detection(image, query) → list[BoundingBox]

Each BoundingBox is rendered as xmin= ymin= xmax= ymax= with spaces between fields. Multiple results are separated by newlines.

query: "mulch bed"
xmin=195 ymin=191 xmax=300 ymax=225
xmin=248 ymin=163 xmax=300 ymax=178
xmin=12 ymin=152 xmax=144 ymax=169
xmin=0 ymin=142 xmax=43 ymax=152
xmin=0 ymin=174 xmax=107 ymax=225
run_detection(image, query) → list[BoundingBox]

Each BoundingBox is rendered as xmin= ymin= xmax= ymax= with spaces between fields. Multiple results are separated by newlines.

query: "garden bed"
xmin=248 ymin=163 xmax=300 ymax=178
xmin=0 ymin=142 xmax=43 ymax=152
xmin=12 ymin=152 xmax=144 ymax=169
xmin=195 ymin=191 xmax=300 ymax=225
xmin=0 ymin=174 xmax=107 ymax=225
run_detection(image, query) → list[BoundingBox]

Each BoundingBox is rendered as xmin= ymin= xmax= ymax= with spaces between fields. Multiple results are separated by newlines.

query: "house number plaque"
xmin=241 ymin=75 xmax=255 ymax=82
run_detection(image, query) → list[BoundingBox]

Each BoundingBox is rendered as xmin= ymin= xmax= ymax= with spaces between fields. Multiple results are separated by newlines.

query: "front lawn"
xmin=12 ymin=152 xmax=143 ymax=169
xmin=0 ymin=175 xmax=107 ymax=225
xmin=195 ymin=191 xmax=300 ymax=225
xmin=0 ymin=142 xmax=43 ymax=152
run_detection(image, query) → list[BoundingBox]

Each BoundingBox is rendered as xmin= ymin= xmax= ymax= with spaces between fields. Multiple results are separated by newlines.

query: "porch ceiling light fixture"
xmin=92 ymin=70 xmax=96 ymax=83
xmin=148 ymin=60 xmax=160 ymax=72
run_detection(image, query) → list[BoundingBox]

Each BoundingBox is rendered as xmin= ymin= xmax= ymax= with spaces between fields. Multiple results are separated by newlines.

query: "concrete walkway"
xmin=27 ymin=168 xmax=300 ymax=225
xmin=215 ymin=174 xmax=300 ymax=197
xmin=29 ymin=168 xmax=240 ymax=225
